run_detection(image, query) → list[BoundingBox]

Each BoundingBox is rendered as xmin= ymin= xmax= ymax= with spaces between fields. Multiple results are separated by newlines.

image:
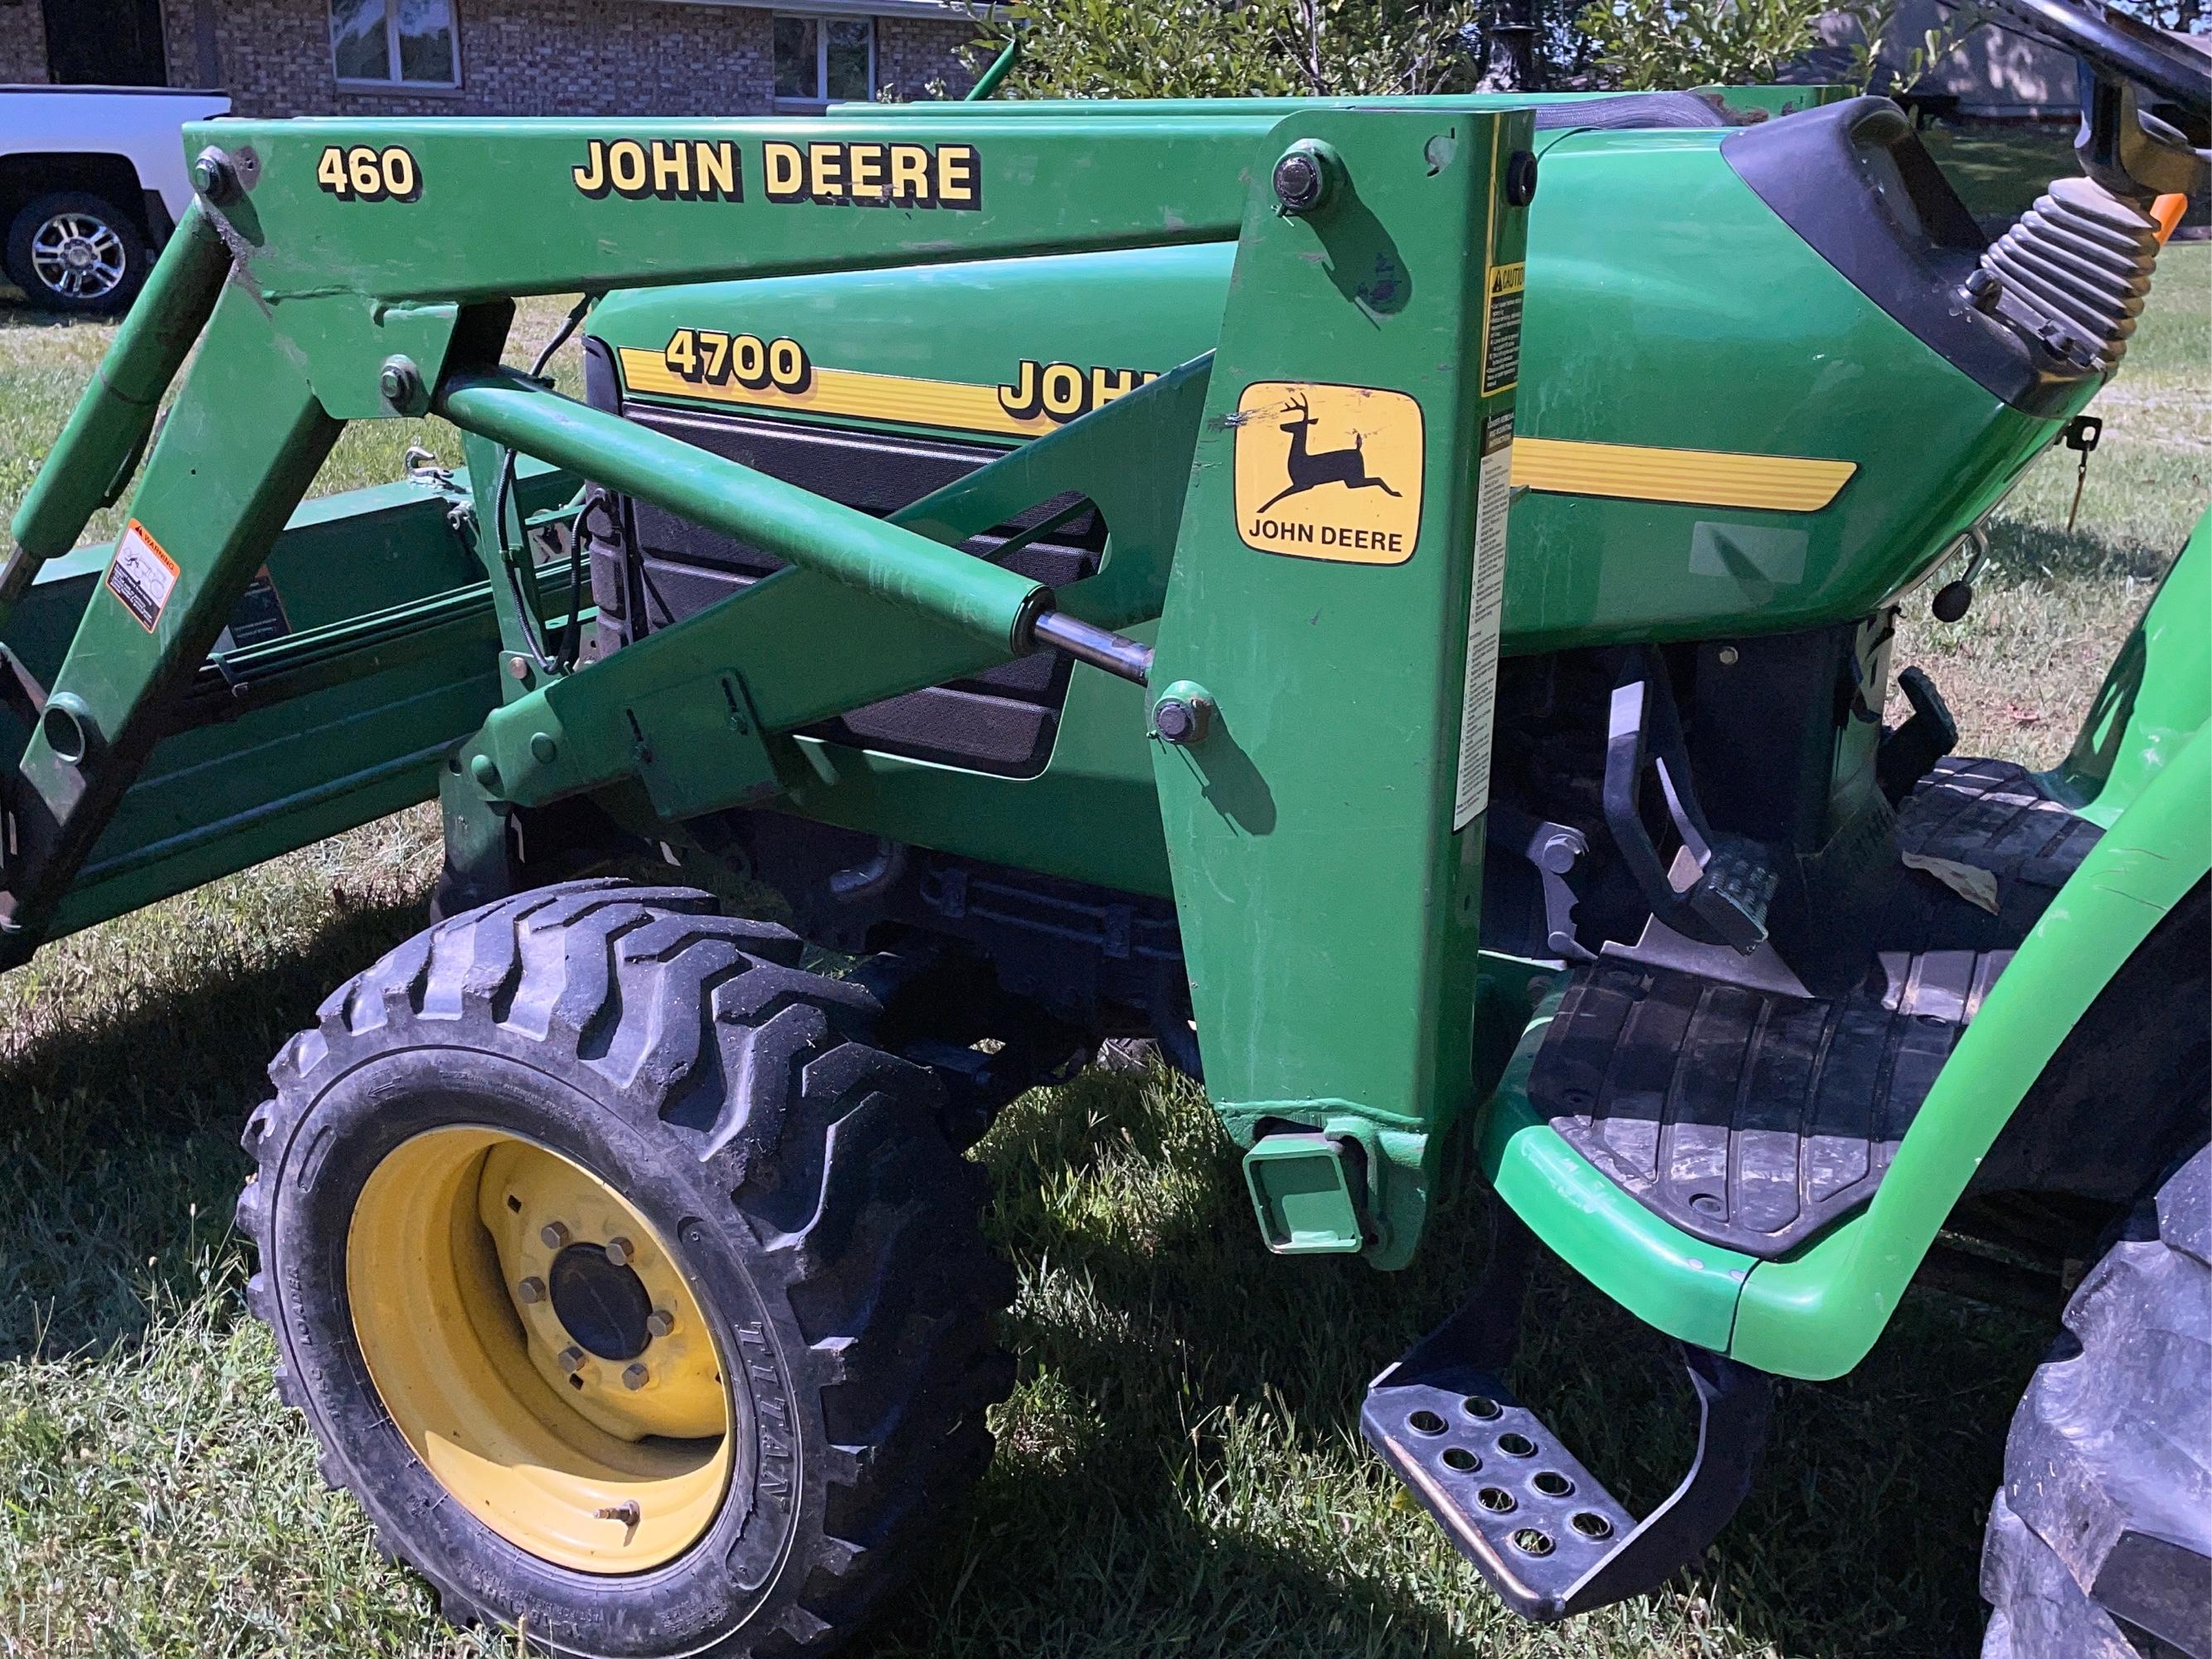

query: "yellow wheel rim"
xmin=348 ymin=1126 xmax=736 ymax=1573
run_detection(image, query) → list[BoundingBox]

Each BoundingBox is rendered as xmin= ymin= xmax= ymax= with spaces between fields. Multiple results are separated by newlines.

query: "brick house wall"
xmin=0 ymin=7 xmax=51 ymax=83
xmin=0 ymin=0 xmax=976 ymax=112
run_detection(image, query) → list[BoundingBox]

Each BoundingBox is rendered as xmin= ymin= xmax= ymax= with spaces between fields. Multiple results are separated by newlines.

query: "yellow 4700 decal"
xmin=662 ymin=328 xmax=813 ymax=394
xmin=315 ymin=145 xmax=421 ymax=202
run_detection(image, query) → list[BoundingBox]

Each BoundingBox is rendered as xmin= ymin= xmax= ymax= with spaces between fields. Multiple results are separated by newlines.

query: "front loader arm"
xmin=0 ymin=105 xmax=1535 ymax=1292
xmin=0 ymin=111 xmax=1286 ymax=960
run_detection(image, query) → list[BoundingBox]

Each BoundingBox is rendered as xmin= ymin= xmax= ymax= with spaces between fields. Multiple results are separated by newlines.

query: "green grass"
xmin=0 ymin=249 xmax=2204 ymax=1658
xmin=1922 ymin=121 xmax=2079 ymax=221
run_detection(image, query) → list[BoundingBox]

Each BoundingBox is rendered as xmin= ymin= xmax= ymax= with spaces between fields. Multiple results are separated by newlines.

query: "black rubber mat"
xmin=1530 ymin=755 xmax=2104 ymax=1258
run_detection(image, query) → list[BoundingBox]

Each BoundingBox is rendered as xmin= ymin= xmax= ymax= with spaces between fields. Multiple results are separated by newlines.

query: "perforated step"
xmin=1362 ymin=1368 xmax=1636 ymax=1621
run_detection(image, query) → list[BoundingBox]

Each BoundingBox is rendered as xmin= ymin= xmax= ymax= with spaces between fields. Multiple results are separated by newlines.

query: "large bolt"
xmin=1152 ymin=691 xmax=1214 ymax=747
xmin=540 ymin=1219 xmax=571 ymax=1251
xmin=645 ymin=1309 xmax=676 ymax=1340
xmin=1271 ymin=141 xmax=1341 ymax=216
xmin=622 ymin=1363 xmax=650 ymax=1391
xmin=378 ymin=354 xmax=428 ymax=416
xmin=516 ymin=1276 xmax=547 ymax=1305
xmin=558 ymin=1345 xmax=586 ymax=1374
xmin=191 ymin=147 xmax=241 ymax=204
xmin=605 ymin=1236 xmax=636 ymax=1268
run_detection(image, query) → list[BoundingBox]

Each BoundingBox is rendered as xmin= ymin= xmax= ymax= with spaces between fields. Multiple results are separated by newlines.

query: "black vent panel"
xmin=600 ymin=401 xmax=1105 ymax=778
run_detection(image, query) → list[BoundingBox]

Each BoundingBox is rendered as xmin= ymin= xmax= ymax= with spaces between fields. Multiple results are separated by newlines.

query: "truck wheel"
xmin=1981 ymin=1146 xmax=2210 ymax=1659
xmin=237 ymin=879 xmax=1014 ymax=1657
xmin=4 ymin=191 xmax=147 ymax=315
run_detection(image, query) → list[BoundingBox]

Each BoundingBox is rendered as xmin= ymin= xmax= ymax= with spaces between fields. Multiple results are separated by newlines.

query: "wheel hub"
xmin=347 ymin=1126 xmax=737 ymax=1573
xmin=29 ymin=212 xmax=125 ymax=299
xmin=549 ymin=1243 xmax=654 ymax=1361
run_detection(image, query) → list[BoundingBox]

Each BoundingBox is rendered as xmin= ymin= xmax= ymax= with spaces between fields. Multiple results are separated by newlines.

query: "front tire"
xmin=238 ymin=880 xmax=1013 ymax=1657
xmin=1981 ymin=1146 xmax=2211 ymax=1659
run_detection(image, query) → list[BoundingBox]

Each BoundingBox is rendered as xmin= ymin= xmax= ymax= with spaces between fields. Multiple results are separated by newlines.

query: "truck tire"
xmin=4 ymin=190 xmax=147 ymax=315
xmin=1981 ymin=1146 xmax=2211 ymax=1659
xmin=237 ymin=878 xmax=1014 ymax=1657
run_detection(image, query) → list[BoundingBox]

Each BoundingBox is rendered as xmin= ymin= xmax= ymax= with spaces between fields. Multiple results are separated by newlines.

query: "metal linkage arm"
xmin=437 ymin=367 xmax=1048 ymax=654
xmin=2 ymin=204 xmax=229 ymax=619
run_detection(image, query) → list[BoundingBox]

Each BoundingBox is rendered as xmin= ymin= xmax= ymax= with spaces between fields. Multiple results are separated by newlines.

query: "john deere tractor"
xmin=2 ymin=0 xmax=2205 ymax=1650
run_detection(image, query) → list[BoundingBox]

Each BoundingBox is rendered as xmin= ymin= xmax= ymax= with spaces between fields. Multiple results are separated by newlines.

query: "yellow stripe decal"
xmin=618 ymin=348 xmax=1059 ymax=439
xmin=1510 ymin=437 xmax=1855 ymax=513
xmin=618 ymin=348 xmax=1856 ymax=511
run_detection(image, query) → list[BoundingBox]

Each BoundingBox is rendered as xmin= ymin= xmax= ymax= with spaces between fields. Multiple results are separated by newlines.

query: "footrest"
xmin=1362 ymin=1369 xmax=1636 ymax=1620
xmin=1360 ymin=1228 xmax=1772 ymax=1624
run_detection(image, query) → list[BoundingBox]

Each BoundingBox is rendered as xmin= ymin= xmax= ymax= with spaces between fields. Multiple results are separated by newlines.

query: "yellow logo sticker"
xmin=1234 ymin=382 xmax=1423 ymax=565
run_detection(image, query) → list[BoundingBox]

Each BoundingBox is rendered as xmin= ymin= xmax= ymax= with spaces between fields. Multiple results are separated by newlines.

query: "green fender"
xmin=1480 ymin=511 xmax=2211 ymax=1380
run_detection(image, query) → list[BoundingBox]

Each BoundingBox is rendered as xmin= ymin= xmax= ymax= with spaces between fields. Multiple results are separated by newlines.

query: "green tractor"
xmin=2 ymin=0 xmax=2206 ymax=1651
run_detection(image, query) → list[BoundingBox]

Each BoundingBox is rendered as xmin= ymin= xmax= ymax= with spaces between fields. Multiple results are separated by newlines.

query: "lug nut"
xmin=558 ymin=1345 xmax=586 ymax=1374
xmin=540 ymin=1220 xmax=571 ymax=1250
xmin=516 ymin=1276 xmax=546 ymax=1305
xmin=645 ymin=1309 xmax=675 ymax=1339
xmin=605 ymin=1235 xmax=636 ymax=1268
xmin=622 ymin=1363 xmax=650 ymax=1391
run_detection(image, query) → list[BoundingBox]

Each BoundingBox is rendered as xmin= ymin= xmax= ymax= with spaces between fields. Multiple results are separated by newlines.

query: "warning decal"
xmin=1234 ymin=382 xmax=1424 ymax=566
xmin=1480 ymin=262 xmax=1524 ymax=398
xmin=1454 ymin=411 xmax=1515 ymax=830
xmin=106 ymin=520 xmax=178 ymax=633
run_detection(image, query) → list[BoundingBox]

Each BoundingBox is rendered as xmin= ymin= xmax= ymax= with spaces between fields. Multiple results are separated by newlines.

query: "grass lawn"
xmin=0 ymin=241 xmax=2203 ymax=1659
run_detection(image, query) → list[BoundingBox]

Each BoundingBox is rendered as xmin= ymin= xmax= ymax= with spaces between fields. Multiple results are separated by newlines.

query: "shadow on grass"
xmin=1985 ymin=514 xmax=2177 ymax=586
xmin=941 ymin=1068 xmax=2047 ymax=1659
xmin=0 ymin=891 xmax=429 ymax=1359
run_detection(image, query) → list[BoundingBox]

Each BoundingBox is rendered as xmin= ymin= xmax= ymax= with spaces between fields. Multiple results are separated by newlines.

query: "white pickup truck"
xmin=0 ymin=85 xmax=230 ymax=314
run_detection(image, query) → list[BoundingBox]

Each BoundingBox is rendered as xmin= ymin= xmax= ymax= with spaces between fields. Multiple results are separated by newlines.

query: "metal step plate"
xmin=1362 ymin=1367 xmax=1636 ymax=1621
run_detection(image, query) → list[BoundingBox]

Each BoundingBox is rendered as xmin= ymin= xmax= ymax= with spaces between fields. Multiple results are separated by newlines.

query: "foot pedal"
xmin=1360 ymin=1215 xmax=1772 ymax=1621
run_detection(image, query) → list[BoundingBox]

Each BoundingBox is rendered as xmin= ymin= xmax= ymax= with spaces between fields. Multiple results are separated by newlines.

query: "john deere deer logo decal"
xmin=1235 ymin=381 xmax=1424 ymax=565
xmin=1254 ymin=392 xmax=1407 ymax=514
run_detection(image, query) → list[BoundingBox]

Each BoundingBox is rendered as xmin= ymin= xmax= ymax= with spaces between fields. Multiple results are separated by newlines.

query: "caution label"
xmin=1234 ymin=382 xmax=1424 ymax=566
xmin=1453 ymin=411 xmax=1515 ymax=830
xmin=1481 ymin=262 xmax=1524 ymax=397
xmin=106 ymin=520 xmax=178 ymax=633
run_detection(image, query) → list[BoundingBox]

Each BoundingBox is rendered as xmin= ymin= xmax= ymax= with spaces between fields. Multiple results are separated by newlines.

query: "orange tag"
xmin=2151 ymin=193 xmax=2188 ymax=244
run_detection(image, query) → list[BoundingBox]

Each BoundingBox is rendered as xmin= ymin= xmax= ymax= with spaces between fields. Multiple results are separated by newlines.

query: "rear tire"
xmin=4 ymin=191 xmax=147 ymax=315
xmin=1981 ymin=1146 xmax=2211 ymax=1659
xmin=237 ymin=879 xmax=1014 ymax=1657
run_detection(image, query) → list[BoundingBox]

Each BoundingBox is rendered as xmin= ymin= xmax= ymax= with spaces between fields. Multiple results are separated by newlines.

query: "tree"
xmin=972 ymin=0 xmax=1496 ymax=100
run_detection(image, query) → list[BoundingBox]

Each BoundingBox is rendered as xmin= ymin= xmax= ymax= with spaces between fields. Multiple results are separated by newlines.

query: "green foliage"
xmin=973 ymin=0 xmax=1485 ymax=100
xmin=1574 ymin=0 xmax=1833 ymax=91
xmin=1840 ymin=0 xmax=1989 ymax=99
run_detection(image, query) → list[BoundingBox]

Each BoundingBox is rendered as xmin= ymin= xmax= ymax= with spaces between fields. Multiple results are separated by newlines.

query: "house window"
xmin=331 ymin=0 xmax=461 ymax=88
xmin=774 ymin=15 xmax=875 ymax=105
